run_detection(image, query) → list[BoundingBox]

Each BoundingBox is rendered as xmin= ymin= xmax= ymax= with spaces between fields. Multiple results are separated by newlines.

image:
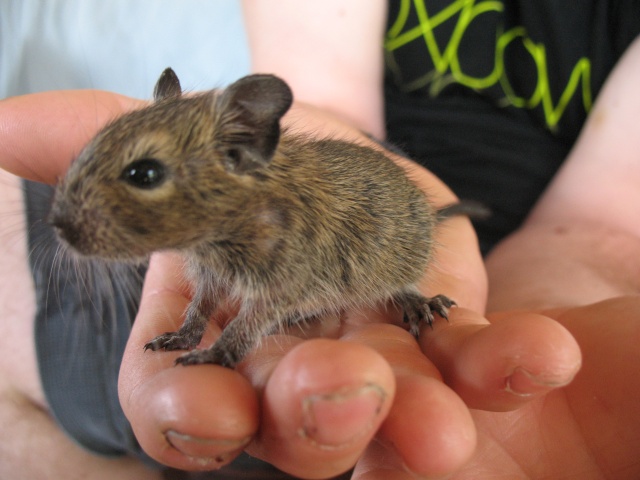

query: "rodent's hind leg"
xmin=393 ymin=289 xmax=456 ymax=338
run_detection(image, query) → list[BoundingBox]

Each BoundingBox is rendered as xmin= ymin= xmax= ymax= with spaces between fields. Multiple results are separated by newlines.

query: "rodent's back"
xmin=245 ymin=134 xmax=437 ymax=310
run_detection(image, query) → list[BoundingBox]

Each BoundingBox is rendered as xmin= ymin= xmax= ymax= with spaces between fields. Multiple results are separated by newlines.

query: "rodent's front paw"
xmin=144 ymin=332 xmax=199 ymax=352
xmin=175 ymin=344 xmax=239 ymax=368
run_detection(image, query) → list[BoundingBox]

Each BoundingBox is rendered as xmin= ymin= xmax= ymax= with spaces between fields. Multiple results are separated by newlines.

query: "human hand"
xmin=439 ymin=299 xmax=640 ymax=480
xmin=119 ymin=253 xmax=581 ymax=478
xmin=0 ymin=90 xmax=581 ymax=479
xmin=444 ymin=36 xmax=640 ymax=478
xmin=446 ymin=162 xmax=640 ymax=479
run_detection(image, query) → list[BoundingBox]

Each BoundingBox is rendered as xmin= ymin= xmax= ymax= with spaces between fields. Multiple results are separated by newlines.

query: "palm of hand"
xmin=453 ymin=299 xmax=640 ymax=480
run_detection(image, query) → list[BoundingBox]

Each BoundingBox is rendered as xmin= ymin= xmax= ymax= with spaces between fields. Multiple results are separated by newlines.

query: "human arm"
xmin=486 ymin=35 xmax=640 ymax=311
xmin=243 ymin=0 xmax=386 ymax=138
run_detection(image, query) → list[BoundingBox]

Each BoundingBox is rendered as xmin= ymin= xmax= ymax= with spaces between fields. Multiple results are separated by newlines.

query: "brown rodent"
xmin=49 ymin=68 xmax=485 ymax=368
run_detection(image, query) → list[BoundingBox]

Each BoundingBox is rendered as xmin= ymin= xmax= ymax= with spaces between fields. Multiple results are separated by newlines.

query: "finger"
xmin=0 ymin=90 xmax=141 ymax=182
xmin=118 ymin=253 xmax=259 ymax=471
xmin=241 ymin=336 xmax=396 ymax=479
xmin=348 ymin=324 xmax=476 ymax=479
xmin=422 ymin=307 xmax=582 ymax=411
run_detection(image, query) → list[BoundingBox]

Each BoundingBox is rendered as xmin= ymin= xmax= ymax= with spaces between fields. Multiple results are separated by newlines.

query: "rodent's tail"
xmin=436 ymin=200 xmax=491 ymax=222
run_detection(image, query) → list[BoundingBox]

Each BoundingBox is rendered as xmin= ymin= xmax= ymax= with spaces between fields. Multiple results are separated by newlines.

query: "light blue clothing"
xmin=0 ymin=0 xmax=250 ymax=98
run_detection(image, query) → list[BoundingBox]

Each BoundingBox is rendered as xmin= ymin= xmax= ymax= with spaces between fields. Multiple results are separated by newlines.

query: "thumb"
xmin=0 ymin=90 xmax=143 ymax=183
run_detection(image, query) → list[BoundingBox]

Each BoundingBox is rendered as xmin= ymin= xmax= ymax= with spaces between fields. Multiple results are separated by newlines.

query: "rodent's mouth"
xmin=48 ymin=209 xmax=123 ymax=260
xmin=51 ymin=221 xmax=100 ymax=257
xmin=50 ymin=219 xmax=81 ymax=248
xmin=51 ymin=223 xmax=146 ymax=263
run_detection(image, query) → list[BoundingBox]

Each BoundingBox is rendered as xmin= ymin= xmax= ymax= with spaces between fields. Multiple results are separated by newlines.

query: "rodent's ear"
xmin=153 ymin=67 xmax=182 ymax=102
xmin=216 ymin=74 xmax=293 ymax=173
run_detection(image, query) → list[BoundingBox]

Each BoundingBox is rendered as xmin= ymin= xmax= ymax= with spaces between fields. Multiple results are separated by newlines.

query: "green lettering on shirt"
xmin=385 ymin=0 xmax=593 ymax=129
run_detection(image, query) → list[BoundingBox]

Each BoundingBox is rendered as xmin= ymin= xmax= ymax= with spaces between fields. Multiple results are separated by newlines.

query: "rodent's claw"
xmin=143 ymin=332 xmax=197 ymax=352
xmin=394 ymin=291 xmax=456 ymax=338
xmin=427 ymin=294 xmax=457 ymax=321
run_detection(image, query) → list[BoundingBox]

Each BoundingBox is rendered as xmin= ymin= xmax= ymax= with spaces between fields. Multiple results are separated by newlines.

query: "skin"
xmin=0 ymin=2 xmax=639 ymax=479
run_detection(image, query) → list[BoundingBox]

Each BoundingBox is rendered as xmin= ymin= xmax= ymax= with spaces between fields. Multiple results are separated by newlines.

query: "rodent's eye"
xmin=120 ymin=158 xmax=166 ymax=189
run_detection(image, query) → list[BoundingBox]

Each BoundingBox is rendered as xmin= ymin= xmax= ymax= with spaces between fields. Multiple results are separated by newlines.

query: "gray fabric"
xmin=23 ymin=180 xmax=156 ymax=465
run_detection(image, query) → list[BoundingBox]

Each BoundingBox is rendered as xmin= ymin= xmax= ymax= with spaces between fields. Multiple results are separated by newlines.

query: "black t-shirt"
xmin=384 ymin=0 xmax=640 ymax=253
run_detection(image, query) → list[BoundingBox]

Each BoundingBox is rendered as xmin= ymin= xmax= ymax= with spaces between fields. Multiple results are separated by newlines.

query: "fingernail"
xmin=300 ymin=383 xmax=386 ymax=450
xmin=505 ymin=367 xmax=571 ymax=397
xmin=165 ymin=430 xmax=250 ymax=468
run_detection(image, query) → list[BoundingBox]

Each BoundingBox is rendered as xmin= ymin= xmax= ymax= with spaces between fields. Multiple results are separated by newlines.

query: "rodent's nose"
xmin=49 ymin=213 xmax=82 ymax=247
